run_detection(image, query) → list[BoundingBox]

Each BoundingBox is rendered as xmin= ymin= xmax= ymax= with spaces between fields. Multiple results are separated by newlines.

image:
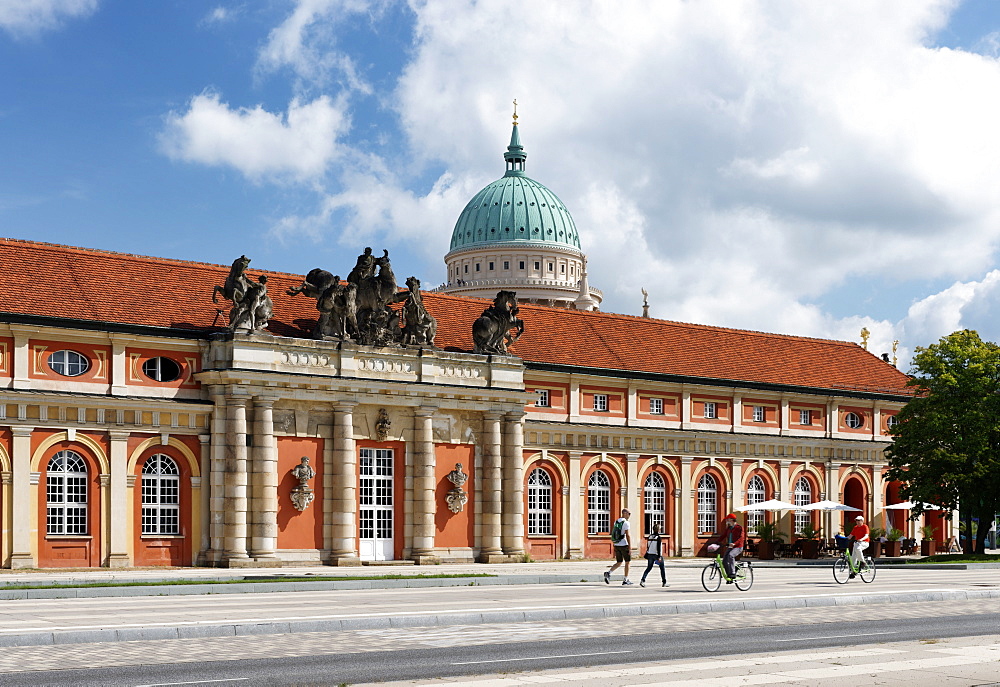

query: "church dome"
xmin=447 ymin=124 xmax=581 ymax=256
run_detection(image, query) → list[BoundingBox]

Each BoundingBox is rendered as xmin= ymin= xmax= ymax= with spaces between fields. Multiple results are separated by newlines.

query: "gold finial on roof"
xmin=860 ymin=327 xmax=870 ymax=350
xmin=512 ymin=99 xmax=518 ymax=126
xmin=892 ymin=340 xmax=898 ymax=367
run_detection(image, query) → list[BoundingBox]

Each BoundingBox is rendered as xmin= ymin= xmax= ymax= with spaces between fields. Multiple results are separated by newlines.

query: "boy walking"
xmin=604 ymin=508 xmax=633 ymax=585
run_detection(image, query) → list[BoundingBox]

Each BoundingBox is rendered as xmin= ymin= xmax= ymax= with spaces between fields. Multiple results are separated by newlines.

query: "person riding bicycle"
xmin=710 ymin=513 xmax=745 ymax=583
xmin=848 ymin=514 xmax=870 ymax=578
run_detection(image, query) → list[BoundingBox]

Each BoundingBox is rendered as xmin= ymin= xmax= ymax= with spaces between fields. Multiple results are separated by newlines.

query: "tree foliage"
xmin=884 ymin=330 xmax=1000 ymax=554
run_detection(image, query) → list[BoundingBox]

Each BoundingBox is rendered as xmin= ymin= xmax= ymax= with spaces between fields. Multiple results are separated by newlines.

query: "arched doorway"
xmin=842 ymin=477 xmax=866 ymax=534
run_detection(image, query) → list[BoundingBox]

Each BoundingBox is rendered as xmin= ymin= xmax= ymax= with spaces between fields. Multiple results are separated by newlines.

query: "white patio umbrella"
xmin=883 ymin=501 xmax=942 ymax=510
xmin=799 ymin=500 xmax=861 ymax=512
xmin=737 ymin=499 xmax=797 ymax=511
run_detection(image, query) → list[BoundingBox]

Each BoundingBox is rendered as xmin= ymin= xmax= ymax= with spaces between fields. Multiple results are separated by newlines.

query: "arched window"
xmin=644 ymin=472 xmax=666 ymax=535
xmin=746 ymin=475 xmax=766 ymax=534
xmin=794 ymin=476 xmax=812 ymax=534
xmin=142 ymin=454 xmax=180 ymax=535
xmin=527 ymin=468 xmax=553 ymax=536
xmin=587 ymin=470 xmax=611 ymax=535
xmin=697 ymin=474 xmax=718 ymax=535
xmin=46 ymin=450 xmax=88 ymax=535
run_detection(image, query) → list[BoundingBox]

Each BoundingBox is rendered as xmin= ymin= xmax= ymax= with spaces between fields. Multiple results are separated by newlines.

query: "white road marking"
xmin=451 ymin=650 xmax=634 ymax=665
xmin=775 ymin=631 xmax=900 ymax=642
xmin=134 ymin=679 xmax=249 ymax=687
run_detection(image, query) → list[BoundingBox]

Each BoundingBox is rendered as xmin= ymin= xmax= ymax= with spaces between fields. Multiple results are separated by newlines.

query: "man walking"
xmin=604 ymin=508 xmax=633 ymax=586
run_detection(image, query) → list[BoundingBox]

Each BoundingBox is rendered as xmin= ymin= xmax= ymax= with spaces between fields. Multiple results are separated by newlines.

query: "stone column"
xmin=731 ymin=458 xmax=746 ymax=512
xmin=478 ymin=412 xmax=504 ymax=562
xmin=779 ymin=397 xmax=790 ymax=436
xmin=778 ymin=459 xmax=792 ymax=540
xmin=108 ymin=431 xmax=130 ymax=567
xmin=206 ymin=388 xmax=227 ymax=565
xmin=329 ymin=402 xmax=361 ymax=565
xmin=198 ymin=434 xmax=211 ymax=564
xmin=678 ymin=456 xmax=693 ymax=556
xmin=411 ymin=407 xmax=439 ymax=564
xmin=502 ymin=411 xmax=526 ymax=558
xmin=566 ymin=450 xmax=584 ymax=559
xmin=249 ymin=397 xmax=279 ymax=562
xmin=222 ymin=396 xmax=251 ymax=565
xmin=625 ymin=453 xmax=640 ymax=552
xmin=10 ymin=426 xmax=34 ymax=568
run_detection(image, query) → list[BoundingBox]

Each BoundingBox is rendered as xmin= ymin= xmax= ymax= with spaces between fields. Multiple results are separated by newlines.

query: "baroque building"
xmin=0 ymin=122 xmax=941 ymax=569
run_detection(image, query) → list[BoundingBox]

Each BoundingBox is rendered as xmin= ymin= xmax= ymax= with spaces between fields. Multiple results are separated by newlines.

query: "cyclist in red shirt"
xmin=848 ymin=515 xmax=870 ymax=578
xmin=711 ymin=513 xmax=745 ymax=583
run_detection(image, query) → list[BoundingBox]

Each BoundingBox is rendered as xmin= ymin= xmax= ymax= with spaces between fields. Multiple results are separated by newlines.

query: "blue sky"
xmin=3 ymin=1 xmax=1000 ymax=368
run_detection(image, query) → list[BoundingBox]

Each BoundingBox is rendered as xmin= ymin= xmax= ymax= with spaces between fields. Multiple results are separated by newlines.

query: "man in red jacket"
xmin=711 ymin=513 xmax=745 ymax=583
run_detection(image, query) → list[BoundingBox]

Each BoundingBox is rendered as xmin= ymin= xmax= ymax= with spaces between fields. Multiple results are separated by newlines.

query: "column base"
xmin=478 ymin=553 xmax=521 ymax=563
xmin=565 ymin=548 xmax=584 ymax=560
xmin=252 ymin=558 xmax=283 ymax=568
xmin=221 ymin=557 xmax=265 ymax=568
xmin=411 ymin=554 xmax=440 ymax=565
xmin=9 ymin=553 xmax=35 ymax=569
xmin=108 ymin=554 xmax=131 ymax=568
xmin=328 ymin=556 xmax=363 ymax=567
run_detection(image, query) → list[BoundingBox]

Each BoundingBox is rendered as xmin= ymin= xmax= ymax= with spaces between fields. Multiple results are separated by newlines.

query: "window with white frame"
xmin=142 ymin=357 xmax=182 ymax=382
xmin=799 ymin=409 xmax=812 ymax=425
xmin=527 ymin=468 xmax=553 ymax=536
xmin=593 ymin=394 xmax=608 ymax=411
xmin=697 ymin=474 xmax=718 ymax=535
xmin=141 ymin=454 xmax=180 ymax=535
xmin=48 ymin=350 xmax=89 ymax=377
xmin=649 ymin=397 xmax=664 ymax=415
xmin=703 ymin=402 xmax=717 ymax=419
xmin=844 ymin=412 xmax=863 ymax=429
xmin=587 ymin=470 xmax=611 ymax=535
xmin=503 ymin=261 xmax=510 ymax=270
xmin=793 ymin=476 xmax=812 ymax=534
xmin=885 ymin=414 xmax=899 ymax=430
xmin=535 ymin=389 xmax=550 ymax=407
xmin=745 ymin=475 xmax=766 ymax=534
xmin=46 ymin=450 xmax=88 ymax=535
xmin=753 ymin=405 xmax=766 ymax=422
xmin=644 ymin=472 xmax=666 ymax=536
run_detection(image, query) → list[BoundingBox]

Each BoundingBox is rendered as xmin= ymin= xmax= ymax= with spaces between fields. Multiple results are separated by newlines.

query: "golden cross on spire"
xmin=512 ymin=99 xmax=518 ymax=126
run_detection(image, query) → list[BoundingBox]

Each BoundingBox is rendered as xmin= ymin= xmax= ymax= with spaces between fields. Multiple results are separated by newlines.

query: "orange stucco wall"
xmin=434 ymin=444 xmax=475 ymax=548
xmin=277 ymin=437 xmax=324 ymax=550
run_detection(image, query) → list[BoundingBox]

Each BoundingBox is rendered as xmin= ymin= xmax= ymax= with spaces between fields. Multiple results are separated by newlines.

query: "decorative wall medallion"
xmin=290 ymin=456 xmax=316 ymax=511
xmin=445 ymin=462 xmax=469 ymax=513
xmin=375 ymin=408 xmax=391 ymax=441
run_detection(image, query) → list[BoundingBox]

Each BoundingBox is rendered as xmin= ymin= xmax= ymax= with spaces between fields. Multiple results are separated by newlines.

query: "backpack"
xmin=611 ymin=519 xmax=624 ymax=543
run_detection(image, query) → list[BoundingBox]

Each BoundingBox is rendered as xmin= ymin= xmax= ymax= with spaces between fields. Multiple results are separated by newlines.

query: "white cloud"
xmin=378 ymin=0 xmax=1000 ymax=354
xmin=159 ymin=92 xmax=349 ymax=182
xmin=201 ymin=6 xmax=239 ymax=25
xmin=0 ymin=0 xmax=97 ymax=37
xmin=255 ymin=0 xmax=380 ymax=93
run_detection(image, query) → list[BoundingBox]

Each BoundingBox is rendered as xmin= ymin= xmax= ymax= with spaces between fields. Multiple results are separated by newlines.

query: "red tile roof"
xmin=0 ymin=238 xmax=911 ymax=396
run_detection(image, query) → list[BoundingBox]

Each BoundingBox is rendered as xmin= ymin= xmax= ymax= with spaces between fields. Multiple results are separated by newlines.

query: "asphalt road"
xmin=4 ymin=605 xmax=998 ymax=686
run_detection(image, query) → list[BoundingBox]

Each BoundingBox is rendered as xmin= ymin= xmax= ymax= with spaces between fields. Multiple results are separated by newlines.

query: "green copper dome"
xmin=449 ymin=124 xmax=582 ymax=253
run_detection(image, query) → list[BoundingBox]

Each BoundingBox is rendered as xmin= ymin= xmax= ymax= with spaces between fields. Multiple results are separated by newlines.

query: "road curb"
xmin=0 ymin=588 xmax=996 ymax=648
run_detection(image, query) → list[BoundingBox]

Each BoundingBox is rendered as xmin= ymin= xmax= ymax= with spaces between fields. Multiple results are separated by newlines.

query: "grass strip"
xmin=908 ymin=553 xmax=1000 ymax=564
xmin=0 ymin=573 xmax=497 ymax=591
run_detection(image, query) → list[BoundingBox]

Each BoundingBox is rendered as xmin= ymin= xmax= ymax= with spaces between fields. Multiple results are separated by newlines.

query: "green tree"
xmin=884 ymin=330 xmax=1000 ymax=555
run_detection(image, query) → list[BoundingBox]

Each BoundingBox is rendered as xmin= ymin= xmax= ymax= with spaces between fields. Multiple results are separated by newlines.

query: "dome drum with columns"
xmin=437 ymin=108 xmax=602 ymax=311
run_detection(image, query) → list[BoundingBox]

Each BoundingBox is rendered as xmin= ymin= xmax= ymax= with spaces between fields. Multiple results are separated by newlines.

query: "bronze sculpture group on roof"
xmin=211 ymin=248 xmax=525 ymax=355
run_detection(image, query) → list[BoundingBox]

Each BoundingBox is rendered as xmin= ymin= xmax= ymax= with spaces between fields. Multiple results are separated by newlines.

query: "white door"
xmin=359 ymin=448 xmax=394 ymax=561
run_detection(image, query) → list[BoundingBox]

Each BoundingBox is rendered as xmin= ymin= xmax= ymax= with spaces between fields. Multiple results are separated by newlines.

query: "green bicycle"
xmin=701 ymin=548 xmax=753 ymax=591
xmin=833 ymin=544 xmax=876 ymax=584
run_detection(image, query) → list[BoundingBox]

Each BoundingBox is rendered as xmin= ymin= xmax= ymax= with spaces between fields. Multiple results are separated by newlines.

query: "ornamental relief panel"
xmin=357 ymin=357 xmax=414 ymax=374
xmin=281 ymin=351 xmax=332 ymax=367
xmin=439 ymin=364 xmax=484 ymax=379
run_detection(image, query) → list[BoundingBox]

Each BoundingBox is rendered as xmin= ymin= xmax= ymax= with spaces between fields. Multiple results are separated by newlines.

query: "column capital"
xmin=413 ymin=406 xmax=437 ymax=418
xmin=482 ymin=410 xmax=504 ymax=422
xmin=333 ymin=400 xmax=359 ymax=412
xmin=10 ymin=426 xmax=33 ymax=438
xmin=568 ymin=450 xmax=585 ymax=460
xmin=253 ymin=396 xmax=280 ymax=408
xmin=504 ymin=409 xmax=526 ymax=421
xmin=199 ymin=434 xmax=211 ymax=445
xmin=108 ymin=430 xmax=130 ymax=443
xmin=626 ymin=453 xmax=640 ymax=462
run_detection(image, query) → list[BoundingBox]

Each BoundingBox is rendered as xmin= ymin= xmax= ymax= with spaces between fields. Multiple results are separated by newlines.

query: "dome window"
xmin=493 ymin=202 xmax=499 ymax=206
xmin=532 ymin=228 xmax=539 ymax=233
xmin=517 ymin=201 xmax=523 ymax=205
xmin=505 ymin=227 xmax=510 ymax=232
xmin=541 ymin=203 xmax=547 ymax=207
xmin=519 ymin=228 xmax=525 ymax=232
xmin=559 ymin=231 xmax=564 ymax=236
xmin=547 ymin=229 xmax=552 ymax=234
xmin=505 ymin=201 xmax=510 ymax=205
